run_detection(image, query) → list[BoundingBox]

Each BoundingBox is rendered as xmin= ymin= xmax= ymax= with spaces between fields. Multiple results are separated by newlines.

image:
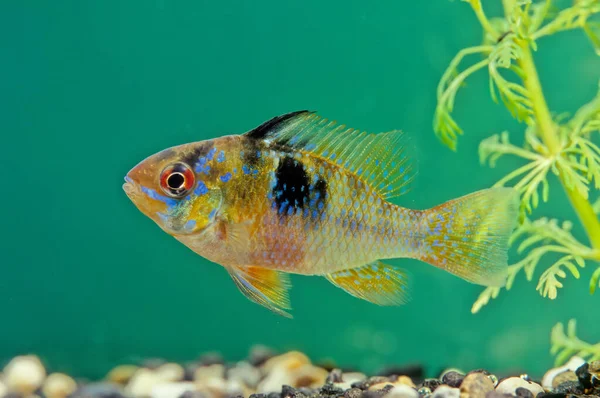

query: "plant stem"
xmin=516 ymin=44 xmax=561 ymax=152
xmin=468 ymin=0 xmax=499 ymax=39
xmin=515 ymin=40 xmax=600 ymax=250
xmin=567 ymin=191 xmax=600 ymax=253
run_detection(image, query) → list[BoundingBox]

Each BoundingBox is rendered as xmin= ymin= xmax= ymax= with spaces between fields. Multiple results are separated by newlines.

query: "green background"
xmin=1 ymin=0 xmax=598 ymax=379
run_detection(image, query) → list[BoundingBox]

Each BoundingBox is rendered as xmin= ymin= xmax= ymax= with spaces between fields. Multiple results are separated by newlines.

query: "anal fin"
xmin=325 ymin=261 xmax=410 ymax=306
xmin=227 ymin=265 xmax=292 ymax=318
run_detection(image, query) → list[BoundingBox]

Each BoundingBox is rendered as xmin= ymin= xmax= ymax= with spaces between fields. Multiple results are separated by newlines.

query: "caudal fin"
xmin=419 ymin=188 xmax=519 ymax=287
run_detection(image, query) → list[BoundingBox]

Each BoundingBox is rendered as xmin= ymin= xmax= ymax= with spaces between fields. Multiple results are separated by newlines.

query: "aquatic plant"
xmin=551 ymin=319 xmax=600 ymax=365
xmin=432 ymin=0 xmax=600 ymax=312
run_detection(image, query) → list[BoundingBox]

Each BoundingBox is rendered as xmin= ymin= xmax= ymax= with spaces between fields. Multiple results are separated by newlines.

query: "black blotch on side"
xmin=181 ymin=141 xmax=213 ymax=167
xmin=272 ymin=156 xmax=310 ymax=213
xmin=245 ymin=110 xmax=311 ymax=140
xmin=313 ymin=177 xmax=327 ymax=206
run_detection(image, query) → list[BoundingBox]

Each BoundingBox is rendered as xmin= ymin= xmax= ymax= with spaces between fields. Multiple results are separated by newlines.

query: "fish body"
xmin=124 ymin=111 xmax=519 ymax=317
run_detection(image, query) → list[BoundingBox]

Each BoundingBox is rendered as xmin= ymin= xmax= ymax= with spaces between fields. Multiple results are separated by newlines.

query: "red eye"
xmin=159 ymin=163 xmax=195 ymax=197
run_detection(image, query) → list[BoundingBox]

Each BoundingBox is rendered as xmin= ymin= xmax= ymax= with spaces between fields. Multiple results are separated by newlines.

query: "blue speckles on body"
xmin=216 ymin=150 xmax=225 ymax=162
xmin=220 ymin=172 xmax=232 ymax=182
xmin=184 ymin=220 xmax=196 ymax=231
xmin=141 ymin=186 xmax=178 ymax=207
xmin=194 ymin=181 xmax=209 ymax=196
xmin=196 ymin=162 xmax=211 ymax=174
xmin=206 ymin=147 xmax=217 ymax=160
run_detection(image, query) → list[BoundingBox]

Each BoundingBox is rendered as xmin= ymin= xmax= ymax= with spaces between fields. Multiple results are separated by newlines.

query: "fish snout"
xmin=122 ymin=175 xmax=136 ymax=195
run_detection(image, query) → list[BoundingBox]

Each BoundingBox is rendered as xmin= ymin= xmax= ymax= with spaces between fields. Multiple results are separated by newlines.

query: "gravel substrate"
xmin=0 ymin=349 xmax=598 ymax=398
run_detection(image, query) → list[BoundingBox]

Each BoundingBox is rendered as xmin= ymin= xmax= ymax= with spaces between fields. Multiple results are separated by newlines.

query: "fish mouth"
xmin=122 ymin=176 xmax=138 ymax=200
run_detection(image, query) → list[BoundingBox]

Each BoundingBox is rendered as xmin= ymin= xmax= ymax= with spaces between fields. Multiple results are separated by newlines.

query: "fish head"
xmin=123 ymin=141 xmax=223 ymax=236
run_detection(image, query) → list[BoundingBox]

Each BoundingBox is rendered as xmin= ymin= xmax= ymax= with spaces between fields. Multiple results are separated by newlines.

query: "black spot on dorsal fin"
xmin=245 ymin=110 xmax=312 ymax=140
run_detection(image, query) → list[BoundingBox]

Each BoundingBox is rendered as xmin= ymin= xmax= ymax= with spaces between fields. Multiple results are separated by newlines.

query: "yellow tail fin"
xmin=419 ymin=188 xmax=519 ymax=287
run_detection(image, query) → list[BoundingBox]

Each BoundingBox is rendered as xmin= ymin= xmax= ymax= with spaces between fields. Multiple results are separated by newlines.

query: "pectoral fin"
xmin=227 ymin=265 xmax=293 ymax=318
xmin=326 ymin=261 xmax=410 ymax=305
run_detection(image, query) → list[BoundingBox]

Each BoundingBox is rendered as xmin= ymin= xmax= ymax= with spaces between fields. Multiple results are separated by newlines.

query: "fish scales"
xmin=207 ymin=135 xmax=423 ymax=274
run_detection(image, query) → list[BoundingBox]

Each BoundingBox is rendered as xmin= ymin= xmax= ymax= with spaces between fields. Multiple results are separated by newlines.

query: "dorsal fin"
xmin=244 ymin=111 xmax=416 ymax=199
xmin=245 ymin=110 xmax=311 ymax=140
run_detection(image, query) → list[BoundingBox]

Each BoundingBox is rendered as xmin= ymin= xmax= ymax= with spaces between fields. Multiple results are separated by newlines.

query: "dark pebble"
xmin=249 ymin=346 xmax=276 ymax=367
xmin=351 ymin=376 xmax=390 ymax=390
xmin=515 ymin=387 xmax=534 ymax=398
xmin=485 ymin=392 xmax=514 ymax=398
xmin=576 ymin=363 xmax=593 ymax=390
xmin=419 ymin=379 xmax=442 ymax=392
xmin=282 ymin=385 xmax=302 ymax=398
xmin=361 ymin=392 xmax=382 ymax=398
xmin=267 ymin=393 xmax=282 ymax=398
xmin=441 ymin=371 xmax=465 ymax=388
xmin=198 ymin=353 xmax=224 ymax=366
xmin=179 ymin=392 xmax=209 ymax=398
xmin=140 ymin=358 xmax=166 ymax=369
xmin=298 ymin=387 xmax=317 ymax=397
xmin=344 ymin=388 xmax=363 ymax=398
xmin=320 ymin=383 xmax=345 ymax=396
xmin=249 ymin=395 xmax=267 ymax=398
xmin=378 ymin=365 xmax=424 ymax=381
xmin=71 ymin=383 xmax=127 ymax=398
xmin=536 ymin=393 xmax=567 ymax=398
xmin=361 ymin=385 xmax=394 ymax=398
xmin=554 ymin=380 xmax=584 ymax=394
xmin=183 ymin=363 xmax=199 ymax=381
xmin=326 ymin=369 xmax=344 ymax=384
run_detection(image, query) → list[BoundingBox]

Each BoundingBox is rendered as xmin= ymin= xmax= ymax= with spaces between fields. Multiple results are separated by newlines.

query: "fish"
xmin=123 ymin=111 xmax=519 ymax=317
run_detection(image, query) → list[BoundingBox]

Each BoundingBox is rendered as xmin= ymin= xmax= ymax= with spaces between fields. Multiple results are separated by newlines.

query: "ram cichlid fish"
xmin=123 ymin=111 xmax=519 ymax=317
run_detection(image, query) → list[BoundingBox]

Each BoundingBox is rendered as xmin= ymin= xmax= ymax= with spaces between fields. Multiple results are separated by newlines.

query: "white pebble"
xmin=335 ymin=372 xmax=367 ymax=390
xmin=200 ymin=376 xmax=226 ymax=396
xmin=432 ymin=385 xmax=460 ymax=398
xmin=225 ymin=378 xmax=247 ymax=396
xmin=496 ymin=377 xmax=544 ymax=397
xmin=126 ymin=369 xmax=159 ymax=397
xmin=257 ymin=366 xmax=292 ymax=393
xmin=154 ymin=364 xmax=184 ymax=383
xmin=150 ymin=382 xmax=195 ymax=398
xmin=194 ymin=364 xmax=225 ymax=382
xmin=541 ymin=356 xmax=586 ymax=389
xmin=386 ymin=384 xmax=419 ymax=398
xmin=0 ymin=379 xmax=7 ymax=398
xmin=343 ymin=372 xmax=366 ymax=384
xmin=227 ymin=361 xmax=262 ymax=388
xmin=42 ymin=373 xmax=77 ymax=398
xmin=3 ymin=355 xmax=47 ymax=394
